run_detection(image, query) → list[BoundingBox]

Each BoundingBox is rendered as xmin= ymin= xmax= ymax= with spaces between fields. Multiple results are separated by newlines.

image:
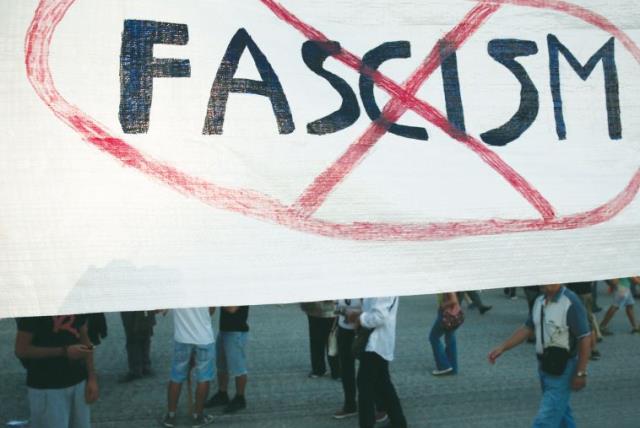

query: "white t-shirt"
xmin=173 ymin=307 xmax=214 ymax=345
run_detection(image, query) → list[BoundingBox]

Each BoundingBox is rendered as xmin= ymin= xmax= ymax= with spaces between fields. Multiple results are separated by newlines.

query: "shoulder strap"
xmin=540 ymin=300 xmax=545 ymax=348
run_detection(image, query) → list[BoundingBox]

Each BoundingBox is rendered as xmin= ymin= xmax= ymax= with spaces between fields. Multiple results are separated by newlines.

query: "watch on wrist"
xmin=576 ymin=371 xmax=588 ymax=378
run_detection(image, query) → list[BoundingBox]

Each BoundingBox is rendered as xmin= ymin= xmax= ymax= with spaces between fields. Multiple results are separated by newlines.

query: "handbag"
xmin=539 ymin=303 xmax=570 ymax=376
xmin=351 ymin=326 xmax=374 ymax=359
xmin=441 ymin=304 xmax=464 ymax=331
xmin=328 ymin=319 xmax=339 ymax=357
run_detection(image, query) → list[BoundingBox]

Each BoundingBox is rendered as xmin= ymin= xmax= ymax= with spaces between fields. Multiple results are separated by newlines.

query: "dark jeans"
xmin=121 ymin=311 xmax=154 ymax=375
xmin=504 ymin=287 xmax=516 ymax=298
xmin=357 ymin=352 xmax=407 ymax=428
xmin=307 ymin=315 xmax=340 ymax=377
xmin=337 ymin=326 xmax=385 ymax=412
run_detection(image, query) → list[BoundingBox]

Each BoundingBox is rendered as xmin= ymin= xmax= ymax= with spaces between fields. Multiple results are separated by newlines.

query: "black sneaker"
xmin=479 ymin=305 xmax=493 ymax=315
xmin=191 ymin=414 xmax=214 ymax=428
xmin=205 ymin=391 xmax=229 ymax=408
xmin=161 ymin=413 xmax=177 ymax=428
xmin=223 ymin=395 xmax=247 ymax=414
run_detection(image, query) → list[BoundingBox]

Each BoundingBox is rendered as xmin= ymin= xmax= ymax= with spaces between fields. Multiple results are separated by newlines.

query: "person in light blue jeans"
xmin=489 ymin=284 xmax=591 ymax=428
xmin=429 ymin=293 xmax=460 ymax=376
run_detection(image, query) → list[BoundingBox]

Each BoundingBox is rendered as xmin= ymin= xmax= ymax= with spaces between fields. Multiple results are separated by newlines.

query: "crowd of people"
xmin=11 ymin=277 xmax=640 ymax=428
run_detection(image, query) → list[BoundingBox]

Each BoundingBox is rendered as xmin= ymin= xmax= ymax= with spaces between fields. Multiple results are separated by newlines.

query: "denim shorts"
xmin=613 ymin=289 xmax=634 ymax=307
xmin=170 ymin=341 xmax=215 ymax=383
xmin=216 ymin=331 xmax=248 ymax=377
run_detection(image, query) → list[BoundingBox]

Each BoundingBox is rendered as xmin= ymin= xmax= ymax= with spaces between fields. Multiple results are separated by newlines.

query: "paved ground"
xmin=1 ymin=289 xmax=640 ymax=428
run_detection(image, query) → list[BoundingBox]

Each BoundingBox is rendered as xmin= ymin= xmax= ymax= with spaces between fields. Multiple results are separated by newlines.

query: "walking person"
xmin=333 ymin=299 xmax=387 ymax=423
xmin=120 ymin=310 xmax=156 ymax=382
xmin=300 ymin=301 xmax=340 ymax=378
xmin=347 ymin=297 xmax=407 ymax=428
xmin=205 ymin=306 xmax=250 ymax=414
xmin=489 ymin=284 xmax=591 ymax=427
xmin=163 ymin=307 xmax=216 ymax=428
xmin=599 ymin=277 xmax=640 ymax=335
xmin=457 ymin=290 xmax=492 ymax=314
xmin=15 ymin=315 xmax=99 ymax=428
xmin=429 ymin=292 xmax=462 ymax=376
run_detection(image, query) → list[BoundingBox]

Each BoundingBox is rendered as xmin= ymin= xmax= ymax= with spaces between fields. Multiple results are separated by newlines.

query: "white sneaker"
xmin=431 ymin=367 xmax=454 ymax=376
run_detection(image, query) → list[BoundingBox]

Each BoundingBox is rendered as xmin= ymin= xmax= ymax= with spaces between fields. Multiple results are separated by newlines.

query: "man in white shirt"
xmin=348 ymin=297 xmax=407 ymax=428
xmin=162 ymin=307 xmax=216 ymax=428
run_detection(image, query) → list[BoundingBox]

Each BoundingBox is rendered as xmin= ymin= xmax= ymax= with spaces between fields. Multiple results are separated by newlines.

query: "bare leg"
xmin=235 ymin=374 xmax=247 ymax=396
xmin=194 ymin=382 xmax=210 ymax=416
xmin=600 ymin=306 xmax=618 ymax=328
xmin=625 ymin=305 xmax=638 ymax=329
xmin=218 ymin=372 xmax=229 ymax=393
xmin=167 ymin=381 xmax=182 ymax=413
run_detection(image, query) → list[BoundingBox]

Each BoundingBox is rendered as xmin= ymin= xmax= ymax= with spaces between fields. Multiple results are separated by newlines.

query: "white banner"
xmin=1 ymin=0 xmax=639 ymax=317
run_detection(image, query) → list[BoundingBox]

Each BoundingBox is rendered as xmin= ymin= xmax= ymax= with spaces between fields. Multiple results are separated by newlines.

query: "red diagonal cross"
xmin=261 ymin=0 xmax=557 ymax=221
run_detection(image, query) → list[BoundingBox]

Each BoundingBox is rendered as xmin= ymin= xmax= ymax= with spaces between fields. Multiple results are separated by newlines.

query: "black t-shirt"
xmin=219 ymin=306 xmax=249 ymax=332
xmin=567 ymin=282 xmax=592 ymax=296
xmin=16 ymin=315 xmax=88 ymax=389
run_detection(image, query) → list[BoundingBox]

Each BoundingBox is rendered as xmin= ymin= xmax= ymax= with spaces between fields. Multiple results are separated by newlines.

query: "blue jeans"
xmin=216 ymin=332 xmax=249 ymax=377
xmin=170 ymin=341 xmax=215 ymax=383
xmin=533 ymin=357 xmax=577 ymax=428
xmin=428 ymin=311 xmax=457 ymax=373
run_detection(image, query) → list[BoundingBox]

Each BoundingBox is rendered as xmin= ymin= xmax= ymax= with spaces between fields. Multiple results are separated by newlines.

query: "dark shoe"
xmin=204 ymin=391 xmax=229 ymax=408
xmin=600 ymin=326 xmax=613 ymax=336
xmin=590 ymin=350 xmax=601 ymax=361
xmin=333 ymin=407 xmax=358 ymax=419
xmin=119 ymin=372 xmax=143 ymax=383
xmin=191 ymin=413 xmax=214 ymax=428
xmin=223 ymin=395 xmax=247 ymax=414
xmin=375 ymin=411 xmax=389 ymax=423
xmin=479 ymin=305 xmax=493 ymax=315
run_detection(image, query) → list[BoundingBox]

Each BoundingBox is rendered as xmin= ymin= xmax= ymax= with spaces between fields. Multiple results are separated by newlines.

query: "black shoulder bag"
xmin=539 ymin=302 xmax=570 ymax=376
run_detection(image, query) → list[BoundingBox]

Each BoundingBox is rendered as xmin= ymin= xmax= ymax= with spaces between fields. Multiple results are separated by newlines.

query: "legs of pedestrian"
xmin=120 ymin=312 xmax=143 ymax=381
xmin=624 ymin=304 xmax=639 ymax=332
xmin=599 ymin=305 xmax=618 ymax=335
xmin=307 ymin=316 xmax=327 ymax=377
xmin=467 ymin=290 xmax=492 ymax=314
xmin=307 ymin=316 xmax=339 ymax=378
xmin=532 ymin=359 xmax=577 ymax=428
xmin=429 ymin=312 xmax=455 ymax=375
xmin=357 ymin=352 xmax=406 ymax=428
xmin=335 ymin=327 xmax=357 ymax=418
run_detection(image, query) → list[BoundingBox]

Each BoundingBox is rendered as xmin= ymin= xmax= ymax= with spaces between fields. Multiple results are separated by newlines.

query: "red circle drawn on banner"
xmin=24 ymin=0 xmax=640 ymax=241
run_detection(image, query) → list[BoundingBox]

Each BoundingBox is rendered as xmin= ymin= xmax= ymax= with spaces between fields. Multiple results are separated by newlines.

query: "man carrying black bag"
xmin=488 ymin=284 xmax=591 ymax=427
xmin=347 ymin=297 xmax=407 ymax=428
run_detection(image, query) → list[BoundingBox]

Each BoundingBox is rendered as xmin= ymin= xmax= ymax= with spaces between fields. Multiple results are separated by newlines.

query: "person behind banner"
xmin=347 ymin=297 xmax=407 ymax=428
xmin=205 ymin=305 xmax=250 ymax=414
xmin=163 ymin=307 xmax=216 ymax=428
xmin=119 ymin=310 xmax=156 ymax=382
xmin=599 ymin=277 xmax=640 ymax=335
xmin=429 ymin=292 xmax=463 ymax=376
xmin=300 ymin=301 xmax=340 ymax=379
xmin=15 ymin=315 xmax=99 ymax=428
xmin=488 ymin=284 xmax=591 ymax=427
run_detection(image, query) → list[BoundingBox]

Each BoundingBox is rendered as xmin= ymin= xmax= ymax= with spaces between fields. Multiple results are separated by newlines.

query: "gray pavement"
xmin=1 ymin=289 xmax=640 ymax=427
